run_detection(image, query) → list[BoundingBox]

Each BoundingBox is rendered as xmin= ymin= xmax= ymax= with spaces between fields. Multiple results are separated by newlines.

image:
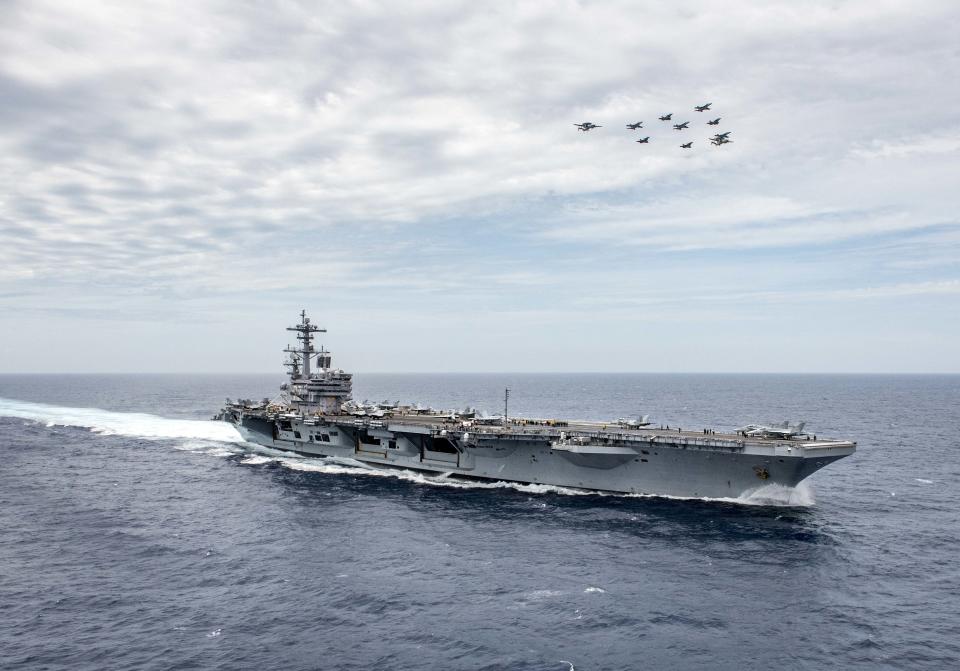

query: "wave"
xmin=733 ymin=482 xmax=816 ymax=507
xmin=0 ymin=396 xmax=243 ymax=442
xmin=239 ymin=454 xmax=274 ymax=465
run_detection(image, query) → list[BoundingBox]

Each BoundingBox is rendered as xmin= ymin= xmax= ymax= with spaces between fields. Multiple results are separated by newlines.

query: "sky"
xmin=1 ymin=0 xmax=959 ymax=373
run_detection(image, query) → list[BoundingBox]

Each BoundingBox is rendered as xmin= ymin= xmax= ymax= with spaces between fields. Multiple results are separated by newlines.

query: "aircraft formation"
xmin=574 ymin=102 xmax=733 ymax=150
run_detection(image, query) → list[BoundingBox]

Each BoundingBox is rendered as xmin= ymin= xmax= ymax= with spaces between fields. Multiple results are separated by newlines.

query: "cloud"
xmin=573 ymin=279 xmax=960 ymax=310
xmin=851 ymin=130 xmax=960 ymax=159
xmin=537 ymin=197 xmax=944 ymax=251
xmin=1 ymin=0 xmax=959 ymax=371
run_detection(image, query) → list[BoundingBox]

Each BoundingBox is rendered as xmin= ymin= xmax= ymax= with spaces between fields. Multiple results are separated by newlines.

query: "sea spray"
xmin=0 ymin=397 xmax=243 ymax=442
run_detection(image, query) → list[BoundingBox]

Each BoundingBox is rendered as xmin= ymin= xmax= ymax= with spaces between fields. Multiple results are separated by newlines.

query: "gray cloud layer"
xmin=1 ymin=0 xmax=958 ymax=371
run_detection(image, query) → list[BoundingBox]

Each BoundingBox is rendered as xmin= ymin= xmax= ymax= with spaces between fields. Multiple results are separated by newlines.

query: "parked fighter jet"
xmin=736 ymin=421 xmax=807 ymax=439
xmin=474 ymin=414 xmax=505 ymax=426
xmin=694 ymin=102 xmax=712 ymax=112
xmin=635 ymin=136 xmax=650 ymax=143
xmin=707 ymin=118 xmax=721 ymax=125
xmin=659 ymin=113 xmax=672 ymax=121
xmin=673 ymin=121 xmax=690 ymax=130
xmin=574 ymin=122 xmax=601 ymax=131
xmin=345 ymin=399 xmax=388 ymax=417
xmin=680 ymin=142 xmax=693 ymax=148
xmin=626 ymin=121 xmax=644 ymax=130
xmin=617 ymin=415 xmax=651 ymax=429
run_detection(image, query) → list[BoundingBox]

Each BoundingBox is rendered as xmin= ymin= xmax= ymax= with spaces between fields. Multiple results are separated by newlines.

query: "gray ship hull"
xmin=216 ymin=312 xmax=856 ymax=499
xmin=225 ymin=412 xmax=854 ymax=499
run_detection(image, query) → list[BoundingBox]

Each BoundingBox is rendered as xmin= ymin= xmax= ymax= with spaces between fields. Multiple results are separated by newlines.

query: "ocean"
xmin=1 ymin=373 xmax=958 ymax=670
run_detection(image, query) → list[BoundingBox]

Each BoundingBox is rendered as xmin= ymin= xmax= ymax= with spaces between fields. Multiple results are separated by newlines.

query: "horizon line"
xmin=1 ymin=371 xmax=958 ymax=376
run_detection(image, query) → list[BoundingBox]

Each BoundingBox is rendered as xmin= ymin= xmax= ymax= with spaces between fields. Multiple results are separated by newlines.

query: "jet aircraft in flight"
xmin=680 ymin=142 xmax=693 ymax=148
xmin=707 ymin=118 xmax=721 ymax=125
xmin=709 ymin=131 xmax=732 ymax=145
xmin=694 ymin=102 xmax=712 ymax=112
xmin=635 ymin=136 xmax=650 ymax=143
xmin=659 ymin=113 xmax=672 ymax=121
xmin=673 ymin=121 xmax=690 ymax=130
xmin=626 ymin=122 xmax=644 ymax=130
xmin=574 ymin=122 xmax=601 ymax=131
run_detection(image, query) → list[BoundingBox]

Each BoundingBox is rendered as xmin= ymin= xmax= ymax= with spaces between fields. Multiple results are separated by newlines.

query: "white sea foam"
xmin=0 ymin=397 xmax=243 ymax=442
xmin=584 ymin=587 xmax=606 ymax=594
xmin=203 ymin=447 xmax=238 ymax=458
xmin=733 ymin=482 xmax=816 ymax=507
xmin=173 ymin=440 xmax=215 ymax=452
xmin=240 ymin=454 xmax=274 ymax=465
xmin=915 ymin=478 xmax=933 ymax=484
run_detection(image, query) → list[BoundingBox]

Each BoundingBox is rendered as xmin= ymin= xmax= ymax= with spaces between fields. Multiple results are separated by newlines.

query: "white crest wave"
xmin=0 ymin=396 xmax=243 ymax=442
xmin=734 ymin=482 xmax=816 ymax=507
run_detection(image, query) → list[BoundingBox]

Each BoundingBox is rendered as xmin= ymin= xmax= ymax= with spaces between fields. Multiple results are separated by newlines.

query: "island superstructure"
xmin=216 ymin=312 xmax=856 ymax=498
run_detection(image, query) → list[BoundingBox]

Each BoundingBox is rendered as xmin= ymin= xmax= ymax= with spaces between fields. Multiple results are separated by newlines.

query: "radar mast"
xmin=284 ymin=309 xmax=325 ymax=380
xmin=281 ymin=310 xmax=352 ymax=415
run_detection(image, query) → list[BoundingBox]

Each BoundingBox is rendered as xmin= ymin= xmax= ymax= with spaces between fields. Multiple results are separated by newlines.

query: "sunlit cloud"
xmin=1 ymin=0 xmax=959 ymax=371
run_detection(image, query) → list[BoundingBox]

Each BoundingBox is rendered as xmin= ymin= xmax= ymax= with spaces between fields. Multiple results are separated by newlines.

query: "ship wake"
xmin=0 ymin=396 xmax=244 ymax=443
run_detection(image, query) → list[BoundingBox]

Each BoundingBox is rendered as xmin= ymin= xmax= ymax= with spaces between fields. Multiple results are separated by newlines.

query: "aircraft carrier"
xmin=216 ymin=312 xmax=856 ymax=498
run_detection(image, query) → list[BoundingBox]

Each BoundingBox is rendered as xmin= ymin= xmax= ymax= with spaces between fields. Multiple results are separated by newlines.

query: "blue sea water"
xmin=1 ymin=373 xmax=959 ymax=670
